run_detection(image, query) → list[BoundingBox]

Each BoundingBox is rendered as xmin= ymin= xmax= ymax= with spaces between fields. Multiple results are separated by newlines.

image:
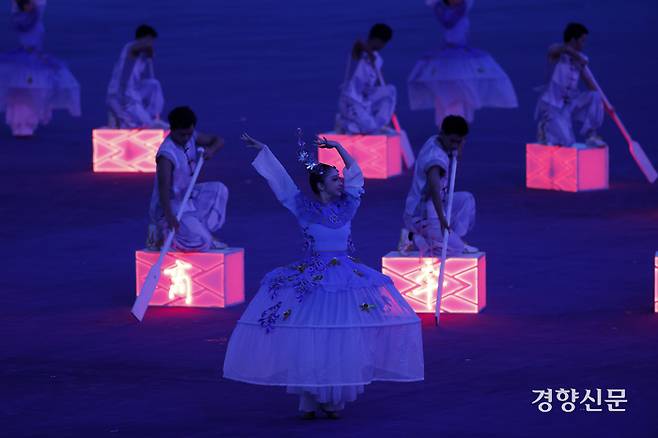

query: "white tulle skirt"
xmin=408 ymin=46 xmax=517 ymax=124
xmin=223 ymin=251 xmax=424 ymax=408
xmin=0 ymin=49 xmax=80 ymax=135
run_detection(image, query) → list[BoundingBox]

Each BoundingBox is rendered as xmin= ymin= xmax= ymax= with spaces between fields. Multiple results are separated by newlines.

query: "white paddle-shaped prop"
xmin=583 ymin=66 xmax=656 ymax=183
xmin=435 ymin=150 xmax=458 ymax=326
xmin=131 ymin=148 xmax=206 ymax=321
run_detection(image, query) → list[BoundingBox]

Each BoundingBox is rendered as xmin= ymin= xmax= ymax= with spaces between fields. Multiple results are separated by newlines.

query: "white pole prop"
xmin=131 ymin=148 xmax=206 ymax=321
xmin=376 ymin=70 xmax=416 ymax=168
xmin=583 ymin=66 xmax=657 ymax=183
xmin=434 ymin=151 xmax=458 ymax=325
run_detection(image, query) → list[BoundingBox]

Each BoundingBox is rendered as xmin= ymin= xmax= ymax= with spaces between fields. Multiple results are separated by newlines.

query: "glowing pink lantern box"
xmin=93 ymin=129 xmax=168 ymax=173
xmin=654 ymin=252 xmax=658 ymax=313
xmin=317 ymin=132 xmax=402 ymax=179
xmin=382 ymin=251 xmax=486 ymax=313
xmin=135 ymin=248 xmax=245 ymax=308
xmin=526 ymin=143 xmax=609 ymax=192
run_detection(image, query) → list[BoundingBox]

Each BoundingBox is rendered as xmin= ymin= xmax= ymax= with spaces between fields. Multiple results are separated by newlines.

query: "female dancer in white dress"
xmin=223 ymin=132 xmax=423 ymax=419
xmin=0 ymin=0 xmax=80 ymax=136
xmin=408 ymin=0 xmax=517 ymax=126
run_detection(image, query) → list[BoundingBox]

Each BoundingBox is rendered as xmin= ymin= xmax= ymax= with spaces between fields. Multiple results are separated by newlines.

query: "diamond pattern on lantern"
xmin=382 ymin=251 xmax=486 ymax=313
xmin=93 ymin=129 xmax=168 ymax=172
xmin=135 ymin=248 xmax=245 ymax=308
xmin=526 ymin=143 xmax=608 ymax=192
xmin=317 ymin=132 xmax=402 ymax=179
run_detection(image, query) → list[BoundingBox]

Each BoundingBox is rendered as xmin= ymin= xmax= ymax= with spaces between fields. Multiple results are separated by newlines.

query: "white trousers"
xmin=536 ymin=90 xmax=604 ymax=146
xmin=148 ymin=182 xmax=229 ymax=252
xmin=408 ymin=191 xmax=476 ymax=256
xmin=108 ymin=78 xmax=165 ymax=128
xmin=336 ymin=85 xmax=396 ymax=134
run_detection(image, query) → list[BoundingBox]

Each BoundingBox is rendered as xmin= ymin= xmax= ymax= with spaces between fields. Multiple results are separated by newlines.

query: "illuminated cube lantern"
xmin=382 ymin=251 xmax=486 ymax=313
xmin=317 ymin=131 xmax=402 ymax=179
xmin=135 ymin=248 xmax=245 ymax=308
xmin=93 ymin=128 xmax=168 ymax=172
xmin=526 ymin=143 xmax=609 ymax=192
xmin=654 ymin=251 xmax=658 ymax=313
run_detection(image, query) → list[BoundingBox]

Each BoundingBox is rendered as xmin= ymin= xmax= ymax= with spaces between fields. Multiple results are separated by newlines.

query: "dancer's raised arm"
xmin=314 ymin=137 xmax=364 ymax=198
xmin=243 ymin=133 xmax=300 ymax=215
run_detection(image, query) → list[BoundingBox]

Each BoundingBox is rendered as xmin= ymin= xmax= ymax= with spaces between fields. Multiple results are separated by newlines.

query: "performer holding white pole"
xmin=106 ymin=24 xmax=167 ymax=129
xmin=335 ymin=24 xmax=397 ymax=135
xmin=400 ymin=115 xmax=477 ymax=259
xmin=535 ymin=23 xmax=605 ymax=149
xmin=133 ymin=106 xmax=228 ymax=321
xmin=132 ymin=148 xmax=205 ymax=321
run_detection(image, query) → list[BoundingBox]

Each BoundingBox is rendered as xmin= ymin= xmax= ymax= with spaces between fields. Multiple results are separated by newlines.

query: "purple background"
xmin=1 ymin=0 xmax=657 ymax=436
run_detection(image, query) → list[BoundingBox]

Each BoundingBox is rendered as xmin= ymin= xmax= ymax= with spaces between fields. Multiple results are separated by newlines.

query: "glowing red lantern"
xmin=654 ymin=252 xmax=658 ymax=313
xmin=317 ymin=132 xmax=402 ymax=179
xmin=135 ymin=248 xmax=245 ymax=308
xmin=93 ymin=129 xmax=168 ymax=173
xmin=526 ymin=143 xmax=608 ymax=192
xmin=382 ymin=251 xmax=486 ymax=314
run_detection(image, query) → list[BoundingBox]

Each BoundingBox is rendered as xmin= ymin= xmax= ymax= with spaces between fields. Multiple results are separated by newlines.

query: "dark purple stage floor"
xmin=2 ymin=1 xmax=657 ymax=436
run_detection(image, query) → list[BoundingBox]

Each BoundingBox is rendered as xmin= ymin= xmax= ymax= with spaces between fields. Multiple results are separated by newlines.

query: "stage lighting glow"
xmin=93 ymin=129 xmax=168 ymax=172
xmin=526 ymin=143 xmax=608 ymax=192
xmin=317 ymin=132 xmax=403 ymax=179
xmin=382 ymin=251 xmax=486 ymax=313
xmin=136 ymin=248 xmax=245 ymax=308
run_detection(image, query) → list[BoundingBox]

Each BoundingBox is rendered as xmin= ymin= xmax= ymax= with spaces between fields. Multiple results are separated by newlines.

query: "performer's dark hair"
xmin=168 ymin=106 xmax=197 ymax=130
xmin=441 ymin=115 xmax=469 ymax=136
xmin=368 ymin=23 xmax=393 ymax=42
xmin=135 ymin=24 xmax=158 ymax=39
xmin=563 ymin=22 xmax=588 ymax=43
xmin=15 ymin=0 xmax=31 ymax=11
xmin=309 ymin=164 xmax=338 ymax=194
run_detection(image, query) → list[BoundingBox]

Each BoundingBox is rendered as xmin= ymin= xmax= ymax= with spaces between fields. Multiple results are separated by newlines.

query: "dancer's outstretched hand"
xmin=313 ymin=136 xmax=341 ymax=149
xmin=241 ymin=133 xmax=265 ymax=150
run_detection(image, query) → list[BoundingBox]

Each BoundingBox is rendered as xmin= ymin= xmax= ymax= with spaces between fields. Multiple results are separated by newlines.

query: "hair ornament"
xmin=296 ymin=128 xmax=323 ymax=174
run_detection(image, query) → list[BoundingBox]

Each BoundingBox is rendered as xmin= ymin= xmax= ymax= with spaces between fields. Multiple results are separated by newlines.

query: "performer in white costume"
xmin=408 ymin=0 xmax=517 ymax=126
xmin=223 ymin=132 xmax=423 ymax=419
xmin=0 ymin=0 xmax=80 ymax=136
xmin=147 ymin=106 xmax=228 ymax=252
xmin=535 ymin=23 xmax=605 ymax=147
xmin=106 ymin=24 xmax=166 ymax=129
xmin=335 ymin=23 xmax=397 ymax=134
xmin=401 ymin=115 xmax=476 ymax=256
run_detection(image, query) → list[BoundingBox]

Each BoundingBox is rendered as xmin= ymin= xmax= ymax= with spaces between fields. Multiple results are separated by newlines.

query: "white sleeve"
xmin=251 ymin=145 xmax=300 ymax=215
xmin=350 ymin=58 xmax=375 ymax=100
xmin=156 ymin=142 xmax=178 ymax=169
xmin=423 ymin=148 xmax=449 ymax=175
xmin=343 ymin=161 xmax=364 ymax=198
